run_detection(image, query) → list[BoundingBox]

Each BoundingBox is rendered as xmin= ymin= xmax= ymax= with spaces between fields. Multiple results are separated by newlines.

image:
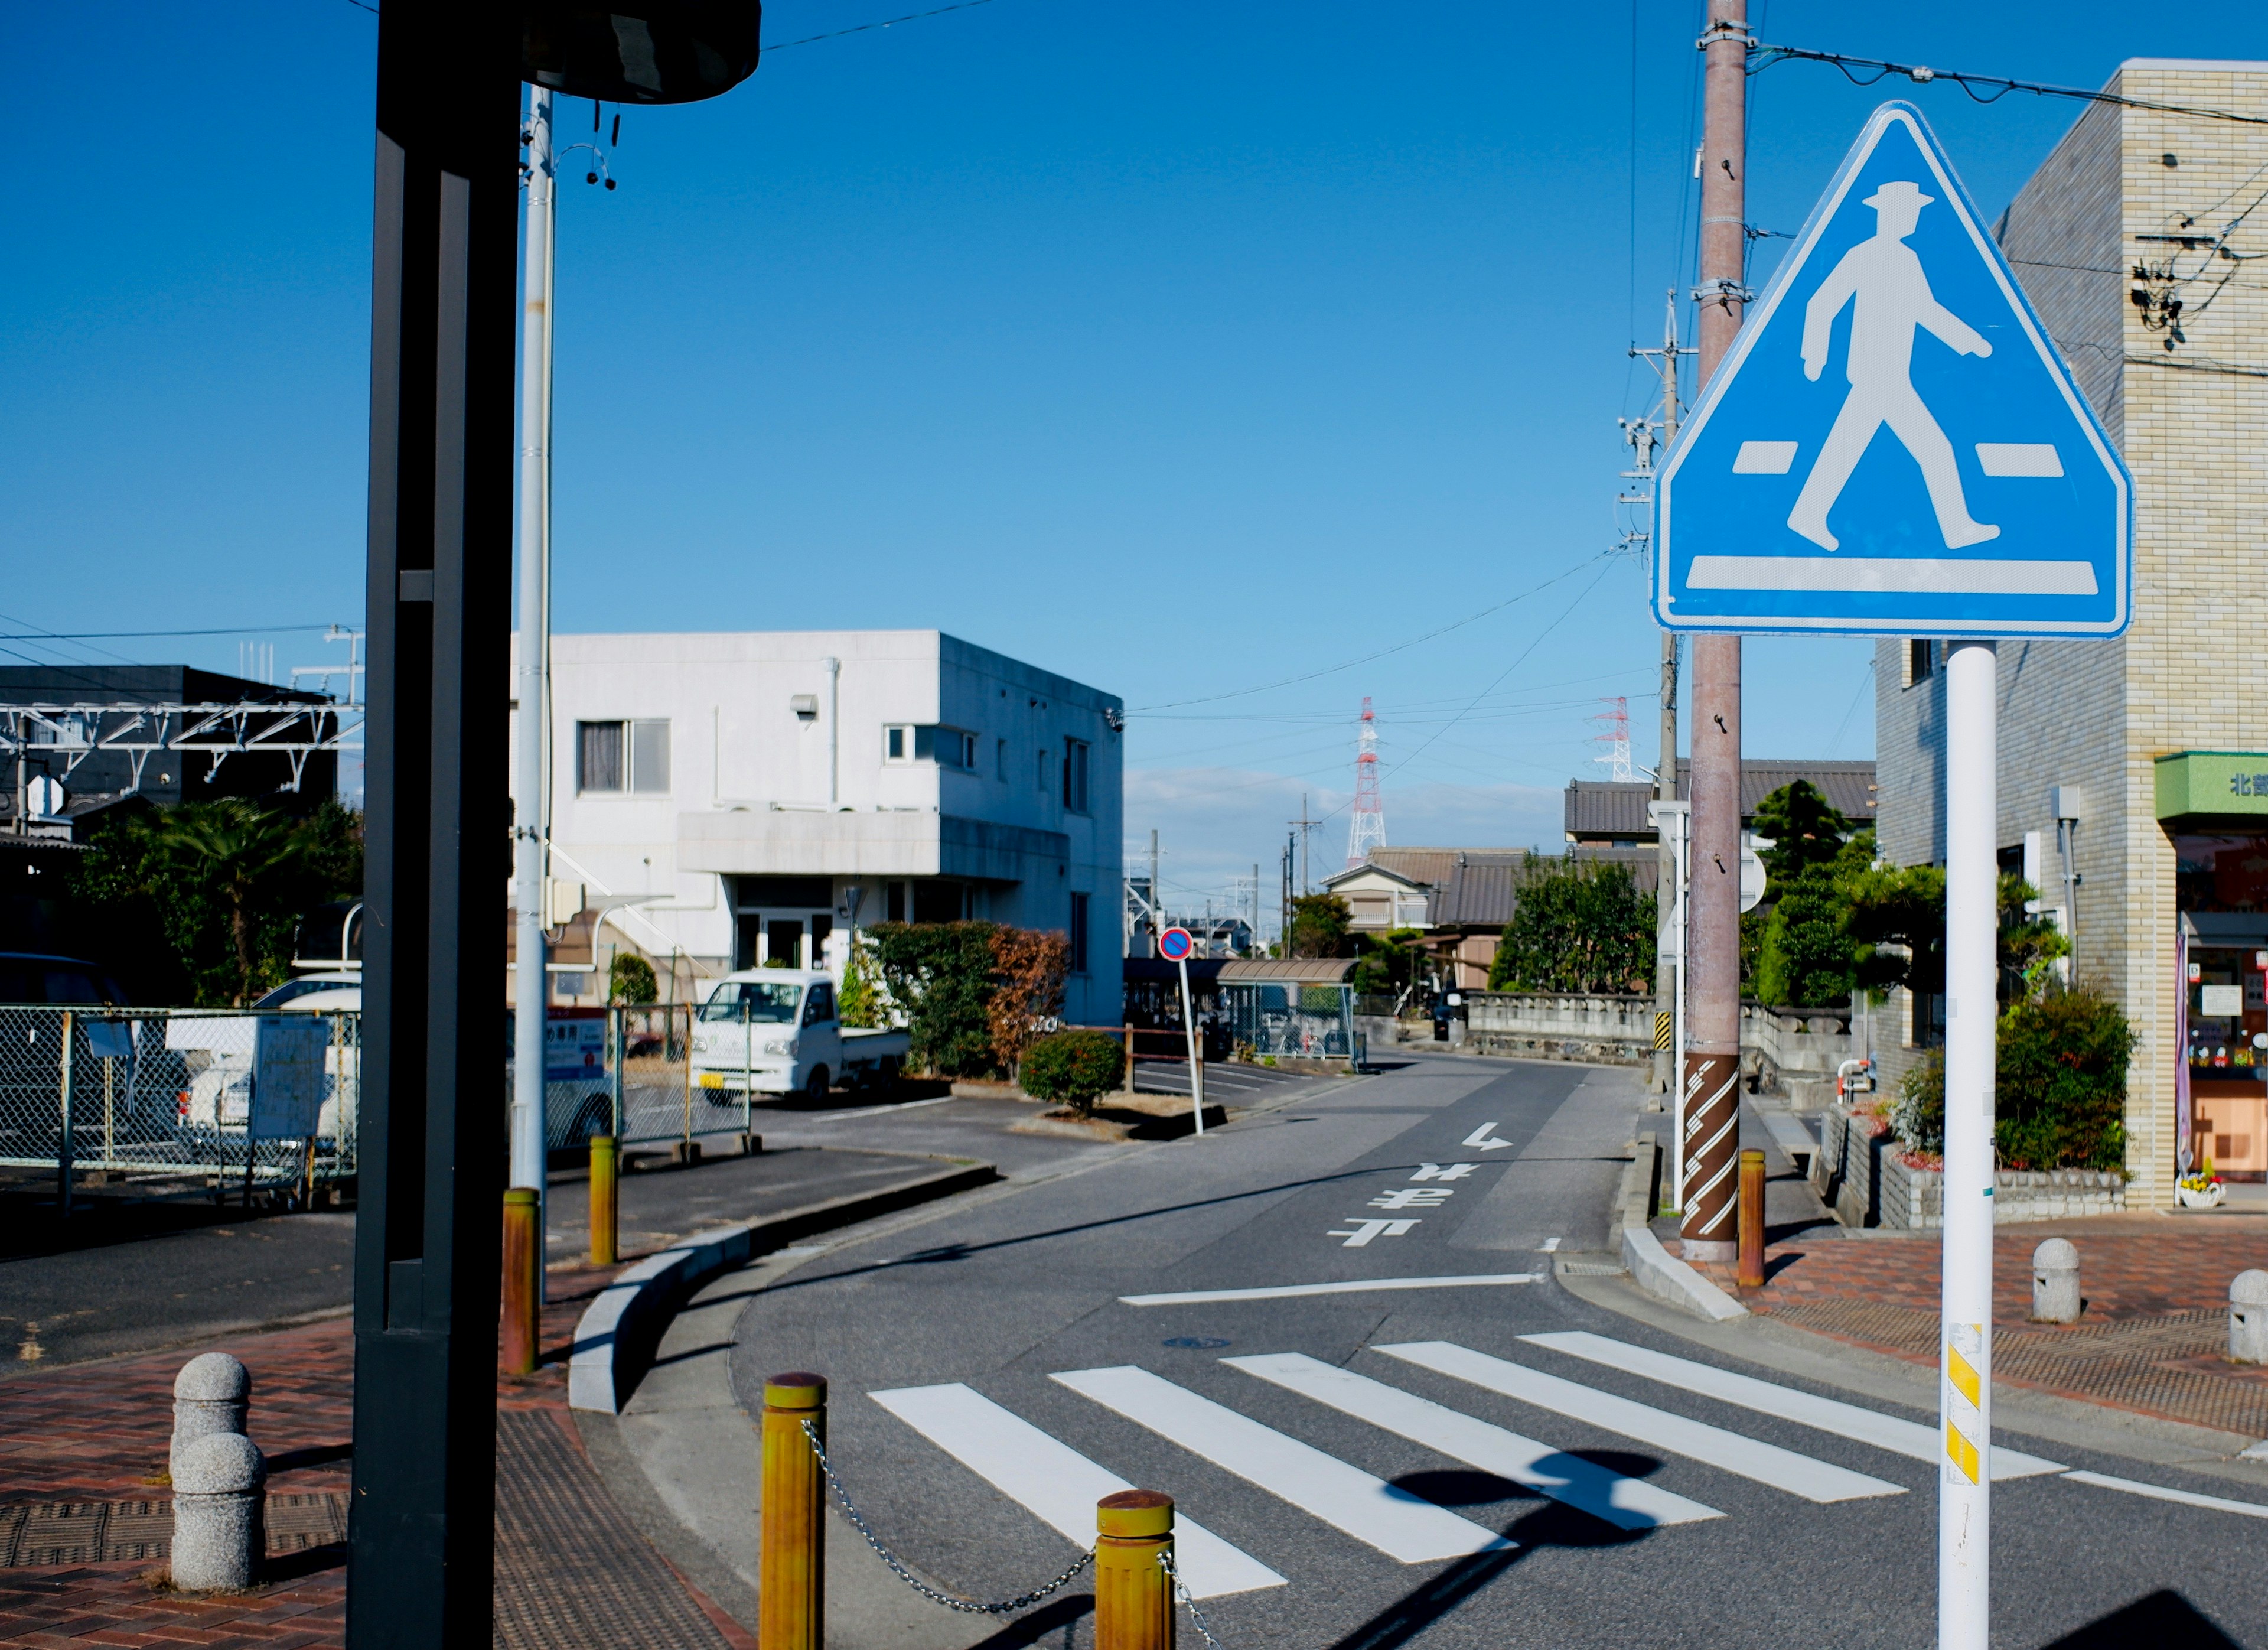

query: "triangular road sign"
xmin=1656 ymin=101 xmax=2132 ymax=638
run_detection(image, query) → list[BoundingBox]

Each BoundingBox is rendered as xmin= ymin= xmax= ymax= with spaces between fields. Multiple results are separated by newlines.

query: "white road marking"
xmin=1374 ymin=1342 xmax=1907 ymax=1504
xmin=2063 ymin=1470 xmax=2268 ymax=1521
xmin=870 ymin=1383 xmax=1286 ymax=1598
xmin=1329 ymin=1218 xmax=1421 ymax=1247
xmin=1410 ymin=1163 xmax=1477 ymax=1182
xmin=1050 ymin=1366 xmax=1516 ymax=1563
xmin=1732 ymin=440 xmax=1800 ymax=474
xmin=1120 ymin=1274 xmax=1541 ymax=1306
xmin=1974 ymin=442 xmax=2062 ymax=477
xmin=1462 ymin=1123 xmax=1514 ymax=1151
xmin=1538 ymin=1238 xmax=1562 ymax=1254
xmin=1225 ymin=1353 xmax=1723 ymax=1531
xmin=1518 ymin=1331 xmax=2065 ymax=1481
xmin=1686 ymin=555 xmax=2098 ymax=595
xmin=1370 ymin=1188 xmax=1454 ymax=1210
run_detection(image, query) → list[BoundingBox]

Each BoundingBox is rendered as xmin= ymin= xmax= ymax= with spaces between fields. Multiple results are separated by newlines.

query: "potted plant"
xmin=2176 ymin=1156 xmax=2227 ymax=1209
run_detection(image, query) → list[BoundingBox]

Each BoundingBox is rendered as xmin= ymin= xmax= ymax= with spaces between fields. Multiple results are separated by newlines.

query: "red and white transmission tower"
xmin=1589 ymin=696 xmax=1634 ymax=782
xmin=1345 ymin=697 xmax=1387 ymax=868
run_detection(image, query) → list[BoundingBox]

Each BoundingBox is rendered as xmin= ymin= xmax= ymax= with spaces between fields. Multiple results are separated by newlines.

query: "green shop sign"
xmin=2156 ymin=750 xmax=2268 ymax=825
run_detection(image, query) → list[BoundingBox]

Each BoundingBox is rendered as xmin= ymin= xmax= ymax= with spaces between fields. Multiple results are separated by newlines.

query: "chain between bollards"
xmin=1159 ymin=1548 xmax=1223 ymax=1649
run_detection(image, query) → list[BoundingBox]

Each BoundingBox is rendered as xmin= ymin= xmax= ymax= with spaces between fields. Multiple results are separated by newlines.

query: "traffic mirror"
xmin=523 ymin=4 xmax=761 ymax=103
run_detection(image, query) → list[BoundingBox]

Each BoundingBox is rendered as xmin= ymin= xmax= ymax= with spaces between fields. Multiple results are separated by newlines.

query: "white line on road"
xmin=1225 ymin=1353 xmax=1723 ymax=1531
xmin=1120 ymin=1274 xmax=1540 ymax=1306
xmin=1462 ymin=1123 xmax=1514 ymax=1151
xmin=1050 ymin=1366 xmax=1516 ymax=1563
xmin=1374 ymin=1342 xmax=1907 ymax=1504
xmin=2062 ymin=1470 xmax=2268 ymax=1521
xmin=869 ymin=1383 xmax=1286 ymax=1597
xmin=1518 ymin=1331 xmax=2065 ymax=1480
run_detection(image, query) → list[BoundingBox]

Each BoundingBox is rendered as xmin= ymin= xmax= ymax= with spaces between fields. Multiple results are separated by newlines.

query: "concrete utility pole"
xmin=1633 ymin=292 xmax=1692 ymax=1096
xmin=510 ymin=86 xmax=556 ymax=1262
xmin=1682 ymin=0 xmax=1751 ymax=1261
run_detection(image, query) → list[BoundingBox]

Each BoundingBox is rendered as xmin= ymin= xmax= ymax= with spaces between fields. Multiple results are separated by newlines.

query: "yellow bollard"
xmin=588 ymin=1134 xmax=619 ymax=1266
xmin=1094 ymin=1489 xmax=1175 ymax=1650
xmin=1737 ymin=1147 xmax=1767 ymax=1289
xmin=760 ymin=1371 xmax=827 ymax=1650
xmin=500 ymin=1188 xmax=539 ymax=1375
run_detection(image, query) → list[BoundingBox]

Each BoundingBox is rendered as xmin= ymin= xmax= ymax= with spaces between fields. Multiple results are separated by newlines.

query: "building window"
xmin=578 ymin=720 xmax=670 ymax=793
xmin=1063 ymin=738 xmax=1090 ymax=814
xmin=1907 ymin=639 xmax=1935 ymax=686
xmin=1037 ymin=748 xmax=1052 ymax=794
xmin=885 ymin=725 xmax=910 ymax=762
xmin=885 ymin=880 xmax=907 ymax=922
xmin=940 ymin=730 xmax=978 ymax=770
xmin=911 ymin=880 xmax=964 ymax=923
xmin=1068 ymin=891 xmax=1090 ymax=975
xmin=996 ymin=737 xmax=1008 ymax=781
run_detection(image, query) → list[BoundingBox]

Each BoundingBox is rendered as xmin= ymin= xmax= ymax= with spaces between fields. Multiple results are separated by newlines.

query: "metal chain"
xmin=1158 ymin=1549 xmax=1225 ymax=1649
xmin=799 ymin=1420 xmax=1093 ymax=1616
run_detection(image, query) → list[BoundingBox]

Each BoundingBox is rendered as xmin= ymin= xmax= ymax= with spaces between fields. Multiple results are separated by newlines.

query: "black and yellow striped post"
xmin=760 ymin=1372 xmax=827 ymax=1650
xmin=1094 ymin=1490 xmax=1174 ymax=1649
xmin=1653 ymin=1011 xmax=1673 ymax=1051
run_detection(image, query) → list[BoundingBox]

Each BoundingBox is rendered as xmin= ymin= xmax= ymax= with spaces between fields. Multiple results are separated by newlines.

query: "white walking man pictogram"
xmin=1787 ymin=179 xmax=1998 ymax=552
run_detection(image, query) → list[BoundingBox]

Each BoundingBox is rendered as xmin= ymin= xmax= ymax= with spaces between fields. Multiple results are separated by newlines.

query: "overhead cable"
xmin=1749 ymin=44 xmax=2268 ymax=128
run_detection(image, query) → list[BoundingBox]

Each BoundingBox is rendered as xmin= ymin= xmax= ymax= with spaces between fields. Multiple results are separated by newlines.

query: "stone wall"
xmin=1459 ymin=993 xmax=1855 ymax=1095
xmin=1810 ymin=1102 xmax=2127 ymax=1229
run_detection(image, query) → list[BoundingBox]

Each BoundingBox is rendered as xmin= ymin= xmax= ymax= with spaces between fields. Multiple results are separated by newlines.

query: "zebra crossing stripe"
xmin=1223 ymin=1352 xmax=1723 ymax=1530
xmin=1051 ymin=1366 xmax=1516 ymax=1563
xmin=2062 ymin=1470 xmax=2268 ymax=1521
xmin=1374 ymin=1342 xmax=1907 ymax=1504
xmin=1517 ymin=1331 xmax=2065 ymax=1480
xmin=869 ymin=1383 xmax=1286 ymax=1599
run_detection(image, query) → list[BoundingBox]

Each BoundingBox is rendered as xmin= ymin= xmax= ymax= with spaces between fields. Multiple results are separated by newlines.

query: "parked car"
xmin=687 ymin=970 xmax=908 ymax=1102
xmin=170 ymin=974 xmax=361 ymax=1141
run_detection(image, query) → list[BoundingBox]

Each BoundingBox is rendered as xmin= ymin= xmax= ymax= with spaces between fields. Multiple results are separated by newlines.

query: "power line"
xmin=0 ymin=621 xmax=348 ymax=640
xmin=1750 ymin=43 xmax=2268 ymax=128
xmin=1127 ymin=551 xmax=1614 ymax=714
xmin=766 ymin=0 xmax=1002 ymax=54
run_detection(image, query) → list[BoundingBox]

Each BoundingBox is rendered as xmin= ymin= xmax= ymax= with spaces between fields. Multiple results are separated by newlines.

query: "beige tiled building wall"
xmin=1874 ymin=61 xmax=2268 ymax=1209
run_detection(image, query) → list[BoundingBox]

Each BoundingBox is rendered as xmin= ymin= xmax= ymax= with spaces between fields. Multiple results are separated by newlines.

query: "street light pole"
xmin=510 ymin=83 xmax=556 ymax=1296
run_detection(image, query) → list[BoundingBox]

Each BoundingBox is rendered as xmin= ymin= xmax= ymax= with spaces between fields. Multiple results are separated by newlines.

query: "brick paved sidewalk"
xmin=0 ymin=1266 xmax=757 ymax=1648
xmin=1674 ymin=1214 xmax=2268 ymax=1439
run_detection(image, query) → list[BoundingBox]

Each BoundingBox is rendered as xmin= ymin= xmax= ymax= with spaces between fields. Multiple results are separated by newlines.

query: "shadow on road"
xmin=2039 ymin=1589 xmax=2241 ymax=1648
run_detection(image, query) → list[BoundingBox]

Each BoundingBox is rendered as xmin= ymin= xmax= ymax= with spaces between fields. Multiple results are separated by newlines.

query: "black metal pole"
xmin=347 ymin=6 xmax=518 ymax=1644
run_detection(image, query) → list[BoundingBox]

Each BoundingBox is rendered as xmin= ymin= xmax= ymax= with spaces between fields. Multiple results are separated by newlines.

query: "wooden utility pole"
xmin=1681 ymin=0 xmax=1751 ymax=1261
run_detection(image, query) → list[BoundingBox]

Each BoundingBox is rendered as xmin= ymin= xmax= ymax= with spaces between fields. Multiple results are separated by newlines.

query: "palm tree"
xmin=147 ymin=800 xmax=307 ymax=1005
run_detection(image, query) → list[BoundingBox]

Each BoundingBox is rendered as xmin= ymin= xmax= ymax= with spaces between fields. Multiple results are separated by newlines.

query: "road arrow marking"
xmin=1462 ymin=1123 xmax=1513 ymax=1151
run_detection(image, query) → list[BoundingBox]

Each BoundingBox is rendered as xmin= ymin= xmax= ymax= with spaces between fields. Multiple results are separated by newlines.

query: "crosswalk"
xmin=866 ymin=1329 xmax=2256 ymax=1596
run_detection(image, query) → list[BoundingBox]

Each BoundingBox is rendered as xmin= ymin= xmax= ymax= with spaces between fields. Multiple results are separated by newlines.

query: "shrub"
xmin=609 ymin=953 xmax=658 ymax=1006
xmin=1019 ymin=1030 xmax=1125 ymax=1115
xmin=868 ymin=920 xmax=1002 ymax=1078
xmin=839 ymin=935 xmax=881 ymax=1029
xmin=1882 ymin=987 xmax=2132 ymax=1171
xmin=990 ymin=927 xmax=1070 ymax=1072
xmin=1488 ymin=856 xmax=1655 ymax=994
xmin=1755 ymin=863 xmax=1856 ymax=1007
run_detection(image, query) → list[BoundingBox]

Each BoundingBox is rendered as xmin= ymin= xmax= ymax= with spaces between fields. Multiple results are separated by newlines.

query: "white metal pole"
xmin=1940 ymin=639 xmax=1997 ymax=1648
xmin=511 ymin=87 xmax=556 ymax=1252
xmin=1672 ymin=806 xmax=1689 ymax=1212
xmin=1177 ymin=955 xmax=1203 ymax=1135
xmin=825 ymin=655 xmax=840 ymax=809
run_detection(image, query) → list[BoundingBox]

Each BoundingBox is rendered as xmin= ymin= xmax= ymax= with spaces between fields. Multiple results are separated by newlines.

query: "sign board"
xmin=505 ymin=1007 xmax=611 ymax=1083
xmin=1157 ymin=926 xmax=1195 ymax=964
xmin=249 ymin=1016 xmax=330 ymax=1140
xmin=1657 ymin=102 xmax=2132 ymax=639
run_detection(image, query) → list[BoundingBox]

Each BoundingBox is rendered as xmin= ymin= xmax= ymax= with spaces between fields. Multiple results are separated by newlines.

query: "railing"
xmin=0 ymin=1005 xmax=360 ymax=1198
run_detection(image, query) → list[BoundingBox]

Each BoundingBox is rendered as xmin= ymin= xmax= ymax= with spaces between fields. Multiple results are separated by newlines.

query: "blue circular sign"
xmin=1158 ymin=926 xmax=1194 ymax=962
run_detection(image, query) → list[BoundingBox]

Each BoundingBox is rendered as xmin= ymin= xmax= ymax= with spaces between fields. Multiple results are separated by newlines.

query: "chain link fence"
xmin=0 ymin=1005 xmax=360 ymax=1195
xmin=1217 ymin=982 xmax=1356 ymax=1060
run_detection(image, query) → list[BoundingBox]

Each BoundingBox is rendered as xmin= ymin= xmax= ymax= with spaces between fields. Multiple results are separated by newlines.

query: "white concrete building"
xmin=510 ymin=630 xmax=1125 ymax=1026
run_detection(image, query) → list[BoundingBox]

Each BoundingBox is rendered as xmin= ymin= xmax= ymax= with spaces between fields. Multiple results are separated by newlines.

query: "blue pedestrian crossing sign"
xmin=1656 ymin=102 xmax=2132 ymax=639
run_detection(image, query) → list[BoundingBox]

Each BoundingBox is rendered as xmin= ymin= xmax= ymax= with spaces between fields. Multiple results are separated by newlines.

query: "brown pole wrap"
xmin=760 ymin=1372 xmax=827 ymax=1650
xmin=1681 ymin=0 xmax=1749 ymax=1264
xmin=499 ymin=1189 xmax=539 ymax=1375
xmin=588 ymin=1134 xmax=618 ymax=1267
xmin=1737 ymin=1146 xmax=1767 ymax=1287
xmin=1094 ymin=1490 xmax=1175 ymax=1650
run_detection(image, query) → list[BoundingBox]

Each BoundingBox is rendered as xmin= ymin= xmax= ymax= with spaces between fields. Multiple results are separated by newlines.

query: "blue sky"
xmin=9 ymin=2 xmax=2267 ymax=915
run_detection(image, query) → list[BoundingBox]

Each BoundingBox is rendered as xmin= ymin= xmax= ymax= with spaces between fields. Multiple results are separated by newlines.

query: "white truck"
xmin=687 ymin=969 xmax=908 ymax=1103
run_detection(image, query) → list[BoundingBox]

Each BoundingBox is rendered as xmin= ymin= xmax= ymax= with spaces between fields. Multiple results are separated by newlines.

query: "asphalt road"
xmin=726 ymin=1051 xmax=2268 ymax=1649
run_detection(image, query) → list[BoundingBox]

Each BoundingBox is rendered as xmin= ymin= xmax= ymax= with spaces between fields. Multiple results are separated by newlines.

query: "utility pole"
xmin=1631 ymin=292 xmax=1693 ymax=1098
xmin=1681 ymin=0 xmax=1751 ymax=1263
xmin=1149 ymin=828 xmax=1161 ymax=940
xmin=510 ymin=84 xmax=555 ymax=1298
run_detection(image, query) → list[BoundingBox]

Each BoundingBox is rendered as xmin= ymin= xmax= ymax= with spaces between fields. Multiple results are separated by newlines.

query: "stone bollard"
xmin=2031 ymin=1238 xmax=2081 ymax=1323
xmin=2233 ymin=1270 xmax=2268 ymax=1365
xmin=171 ymin=1431 xmax=266 ymax=1590
xmin=172 ymin=1353 xmax=250 ymax=1482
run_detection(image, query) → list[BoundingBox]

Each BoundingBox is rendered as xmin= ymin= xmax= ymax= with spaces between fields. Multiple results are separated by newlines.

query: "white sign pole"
xmin=1940 ymin=639 xmax=1997 ymax=1648
xmin=1175 ymin=955 xmax=1204 ymax=1135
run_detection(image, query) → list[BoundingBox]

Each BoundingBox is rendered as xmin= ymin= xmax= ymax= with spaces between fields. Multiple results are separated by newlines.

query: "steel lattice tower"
xmin=1590 ymin=696 xmax=1634 ymax=782
xmin=1345 ymin=698 xmax=1387 ymax=868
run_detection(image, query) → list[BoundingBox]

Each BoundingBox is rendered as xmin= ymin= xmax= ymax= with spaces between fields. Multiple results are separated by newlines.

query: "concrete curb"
xmin=1621 ymin=1223 xmax=1749 ymax=1323
xmin=568 ymin=1158 xmax=997 ymax=1414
